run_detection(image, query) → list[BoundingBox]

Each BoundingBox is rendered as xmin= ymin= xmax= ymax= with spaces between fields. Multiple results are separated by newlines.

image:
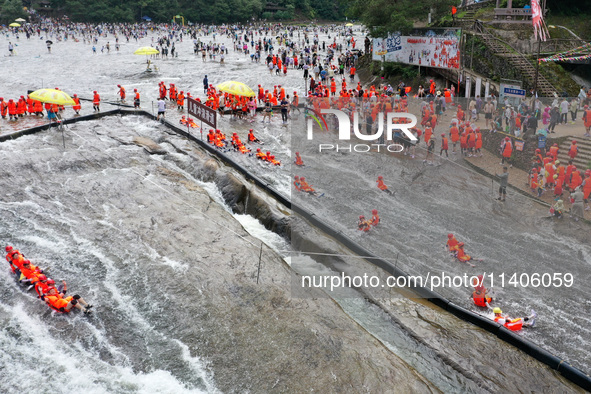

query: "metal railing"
xmin=494 ymin=7 xmax=532 ymax=21
xmin=536 ymin=38 xmax=588 ymax=54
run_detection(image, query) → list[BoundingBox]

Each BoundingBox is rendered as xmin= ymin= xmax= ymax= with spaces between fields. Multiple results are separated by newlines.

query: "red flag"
xmin=452 ymin=6 xmax=457 ymax=15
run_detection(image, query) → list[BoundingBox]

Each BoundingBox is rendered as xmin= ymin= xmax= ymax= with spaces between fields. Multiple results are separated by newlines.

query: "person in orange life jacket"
xmin=471 ymin=275 xmax=492 ymax=308
xmin=446 ymin=233 xmax=459 ymax=253
xmin=72 ymin=94 xmax=81 ymax=115
xmin=568 ymin=140 xmax=578 ymax=160
xmin=293 ymin=176 xmax=302 ymax=191
xmin=34 ymin=274 xmax=51 ymax=297
xmin=117 ymin=84 xmax=126 ymax=102
xmin=500 ymin=137 xmax=513 ymax=167
xmin=5 ymin=246 xmax=23 ymax=274
xmin=92 ymin=91 xmax=100 ymax=112
xmin=0 ymin=97 xmax=7 ymax=119
xmin=291 ymin=92 xmax=300 ymax=114
xmin=248 ymin=129 xmax=261 ymax=144
xmin=255 ymin=148 xmax=266 ymax=160
xmin=8 ymin=249 xmax=26 ymax=274
xmin=44 ymin=284 xmax=92 ymax=314
xmin=16 ymin=96 xmax=26 ymax=116
xmin=133 ymin=89 xmax=140 ymax=109
xmin=299 ymin=177 xmax=317 ymax=195
xmin=474 ymin=127 xmax=483 ymax=157
xmin=294 ymin=152 xmax=304 ymax=166
xmin=19 ymin=260 xmax=44 ymax=284
xmin=582 ymin=170 xmax=591 ymax=210
xmin=440 ymin=133 xmax=449 ymax=158
xmin=493 ymin=307 xmax=536 ymax=328
xmin=454 ymin=242 xmax=472 ymax=263
xmin=376 ymin=176 xmax=393 ymax=195
xmin=552 ymin=174 xmax=564 ymax=197
xmin=358 ymin=215 xmax=370 ymax=232
xmin=207 ymin=129 xmax=215 ymax=144
xmin=45 ymin=279 xmax=91 ymax=305
xmin=267 ymin=154 xmax=281 ymax=166
xmin=177 ymin=91 xmax=185 ymax=110
xmin=369 ymin=209 xmax=379 ymax=226
xmin=548 ymin=143 xmax=559 ymax=161
xmin=7 ymin=99 xmax=17 ymax=120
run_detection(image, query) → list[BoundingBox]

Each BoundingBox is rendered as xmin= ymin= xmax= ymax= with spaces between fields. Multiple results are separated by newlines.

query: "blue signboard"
xmin=503 ymin=87 xmax=526 ymax=97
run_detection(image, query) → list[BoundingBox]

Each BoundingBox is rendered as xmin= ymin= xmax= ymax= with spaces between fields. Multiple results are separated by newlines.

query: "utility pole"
xmin=533 ymin=37 xmax=541 ymax=97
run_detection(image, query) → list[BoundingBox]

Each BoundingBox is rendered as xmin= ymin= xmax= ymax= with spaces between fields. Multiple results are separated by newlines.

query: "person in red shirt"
xmin=117 ymin=84 xmax=126 ymax=102
xmin=440 ymin=133 xmax=449 ymax=158
xmin=134 ymin=89 xmax=141 ymax=109
xmin=72 ymin=94 xmax=81 ymax=115
xmin=92 ymin=91 xmax=100 ymax=112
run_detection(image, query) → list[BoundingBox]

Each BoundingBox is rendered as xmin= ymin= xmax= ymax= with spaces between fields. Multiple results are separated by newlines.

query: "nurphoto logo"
xmin=305 ymin=107 xmax=418 ymax=153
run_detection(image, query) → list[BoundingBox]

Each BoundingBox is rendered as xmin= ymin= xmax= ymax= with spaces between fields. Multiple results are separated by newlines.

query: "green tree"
xmin=345 ymin=0 xmax=457 ymax=36
xmin=1 ymin=0 xmax=26 ymax=24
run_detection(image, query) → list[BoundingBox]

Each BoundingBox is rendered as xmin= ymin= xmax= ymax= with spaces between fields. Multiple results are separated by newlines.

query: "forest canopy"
xmin=1 ymin=0 xmax=345 ymax=23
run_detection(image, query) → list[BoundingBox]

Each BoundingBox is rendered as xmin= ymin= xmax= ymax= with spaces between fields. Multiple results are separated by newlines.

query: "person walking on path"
xmin=157 ymin=98 xmax=166 ymax=120
xmin=495 ymin=166 xmax=509 ymax=202
xmin=280 ymin=96 xmax=289 ymax=124
xmin=548 ymin=105 xmax=559 ymax=133
xmin=570 ymin=187 xmax=585 ymax=221
xmin=569 ymin=98 xmax=578 ymax=124
xmin=560 ymin=98 xmax=569 ymax=124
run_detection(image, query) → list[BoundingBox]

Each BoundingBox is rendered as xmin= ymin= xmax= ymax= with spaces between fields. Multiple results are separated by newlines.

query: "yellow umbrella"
xmin=28 ymin=89 xmax=75 ymax=106
xmin=216 ymin=81 xmax=255 ymax=97
xmin=345 ymin=23 xmax=354 ymax=27
xmin=134 ymin=46 xmax=159 ymax=55
xmin=9 ymin=23 xmax=21 ymax=27
xmin=15 ymin=18 xmax=26 ymax=22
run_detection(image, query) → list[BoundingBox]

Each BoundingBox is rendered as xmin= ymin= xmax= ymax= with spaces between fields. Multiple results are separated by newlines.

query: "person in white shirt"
xmin=157 ymin=98 xmax=166 ymax=120
xmin=560 ymin=98 xmax=569 ymax=124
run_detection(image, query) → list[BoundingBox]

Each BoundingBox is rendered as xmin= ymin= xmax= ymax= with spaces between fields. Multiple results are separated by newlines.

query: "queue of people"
xmin=5 ymin=245 xmax=92 ymax=314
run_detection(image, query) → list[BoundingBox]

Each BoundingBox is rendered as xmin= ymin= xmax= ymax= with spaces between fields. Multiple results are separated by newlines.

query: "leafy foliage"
xmin=1 ymin=0 xmax=27 ymax=23
xmin=32 ymin=0 xmax=344 ymax=23
xmin=344 ymin=0 xmax=458 ymax=37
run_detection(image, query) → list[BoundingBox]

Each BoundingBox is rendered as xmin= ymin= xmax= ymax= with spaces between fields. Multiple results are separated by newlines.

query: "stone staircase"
xmin=477 ymin=32 xmax=557 ymax=97
xmin=557 ymin=136 xmax=591 ymax=170
xmin=462 ymin=9 xmax=476 ymax=19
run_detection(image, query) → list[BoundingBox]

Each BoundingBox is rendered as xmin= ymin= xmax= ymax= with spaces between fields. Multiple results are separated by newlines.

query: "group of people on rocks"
xmin=5 ymin=245 xmax=92 ymax=314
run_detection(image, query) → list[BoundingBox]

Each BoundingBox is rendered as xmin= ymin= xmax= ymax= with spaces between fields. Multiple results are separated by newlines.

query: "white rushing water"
xmin=1 ymin=21 xmax=589 ymax=392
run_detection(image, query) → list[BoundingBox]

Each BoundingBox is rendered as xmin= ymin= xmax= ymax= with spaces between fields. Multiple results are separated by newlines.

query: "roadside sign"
xmin=187 ymin=97 xmax=216 ymax=129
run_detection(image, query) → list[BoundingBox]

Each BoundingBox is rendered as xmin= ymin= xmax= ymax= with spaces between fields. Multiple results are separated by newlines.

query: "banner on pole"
xmin=372 ymin=28 xmax=461 ymax=70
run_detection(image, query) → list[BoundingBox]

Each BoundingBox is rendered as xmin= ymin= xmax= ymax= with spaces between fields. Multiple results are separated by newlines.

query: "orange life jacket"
xmin=502 ymin=141 xmax=513 ymax=158
xmin=472 ymin=290 xmax=491 ymax=307
xmin=456 ymin=247 xmax=471 ymax=262
xmin=370 ymin=215 xmax=379 ymax=226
